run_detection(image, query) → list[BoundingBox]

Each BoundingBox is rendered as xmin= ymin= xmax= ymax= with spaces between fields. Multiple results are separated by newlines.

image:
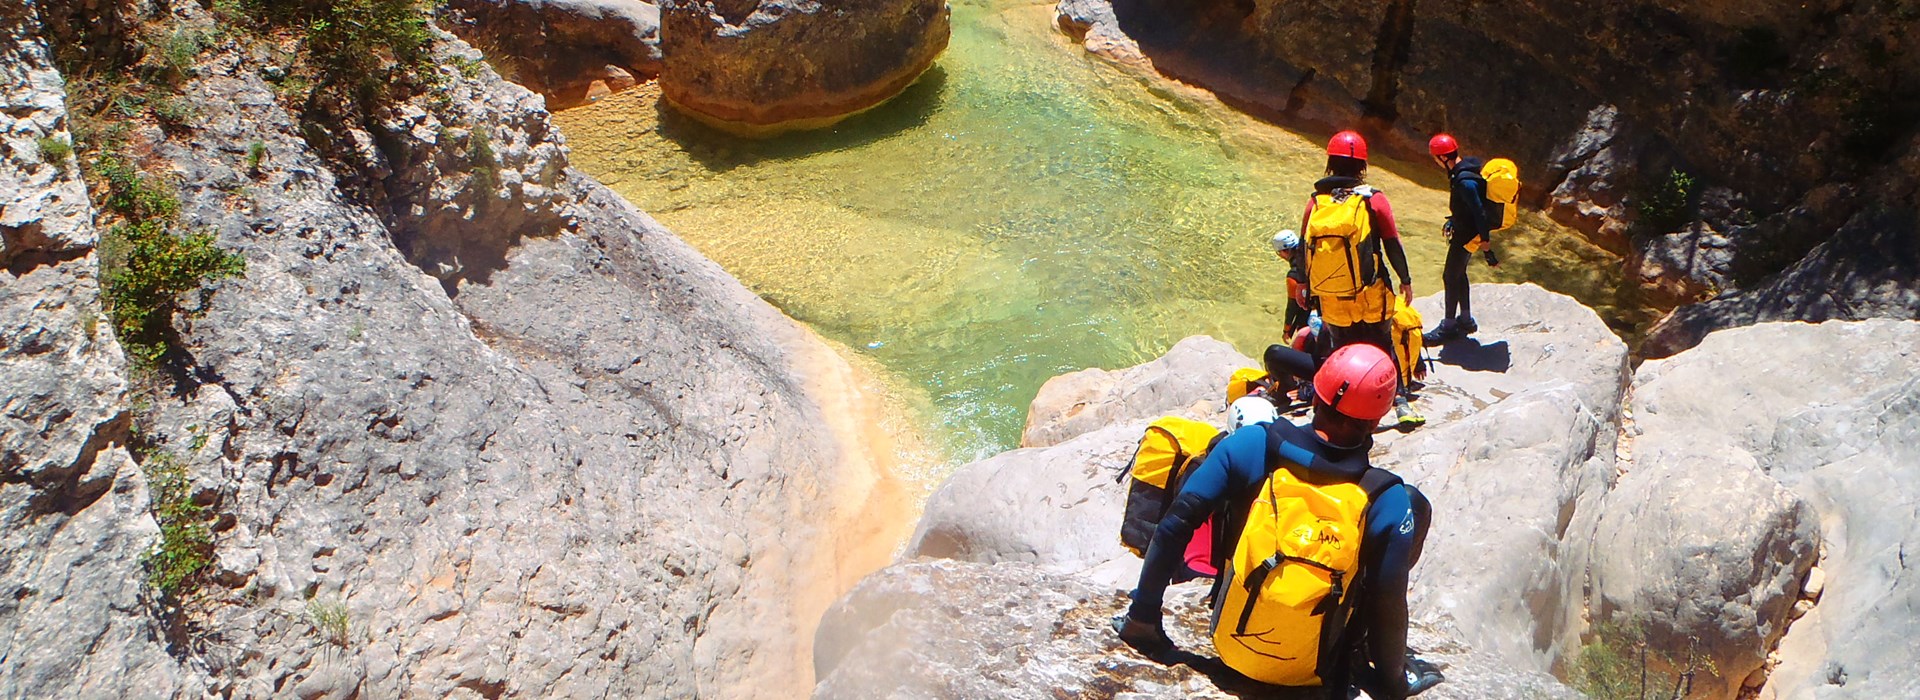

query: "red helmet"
xmin=1314 ymin=344 xmax=1398 ymax=421
xmin=1326 ymin=130 xmax=1368 ymax=161
xmin=1428 ymin=133 xmax=1459 ymax=157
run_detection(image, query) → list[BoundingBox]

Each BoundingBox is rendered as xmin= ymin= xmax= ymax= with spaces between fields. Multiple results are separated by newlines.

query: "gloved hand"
xmin=1112 ymin=614 xmax=1175 ymax=658
xmin=1481 ymin=245 xmax=1500 ymax=267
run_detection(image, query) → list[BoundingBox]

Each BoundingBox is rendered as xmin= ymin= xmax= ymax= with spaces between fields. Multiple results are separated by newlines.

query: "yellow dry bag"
xmin=1481 ymin=158 xmax=1520 ymax=231
xmin=1119 ymin=416 xmax=1226 ymax=556
xmin=1306 ymin=189 xmax=1392 ymax=326
xmin=1210 ymin=462 xmax=1400 ymax=686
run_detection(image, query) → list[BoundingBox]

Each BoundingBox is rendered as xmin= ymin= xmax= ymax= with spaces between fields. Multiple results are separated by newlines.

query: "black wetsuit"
xmin=1443 ymin=158 xmax=1492 ymax=324
xmin=1127 ymin=420 xmax=1433 ymax=699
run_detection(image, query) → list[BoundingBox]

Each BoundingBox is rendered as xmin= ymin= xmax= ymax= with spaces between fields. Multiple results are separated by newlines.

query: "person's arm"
xmin=1358 ymin=484 xmax=1433 ymax=700
xmin=1369 ymin=192 xmax=1413 ymax=298
xmin=1125 ymin=427 xmax=1263 ymax=627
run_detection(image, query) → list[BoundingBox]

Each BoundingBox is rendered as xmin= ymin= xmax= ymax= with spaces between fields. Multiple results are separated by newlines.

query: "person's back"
xmin=1114 ymin=345 xmax=1440 ymax=699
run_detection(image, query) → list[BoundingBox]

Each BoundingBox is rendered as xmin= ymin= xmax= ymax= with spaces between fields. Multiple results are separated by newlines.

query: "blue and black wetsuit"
xmin=1443 ymin=157 xmax=1492 ymax=324
xmin=1127 ymin=419 xmax=1431 ymax=699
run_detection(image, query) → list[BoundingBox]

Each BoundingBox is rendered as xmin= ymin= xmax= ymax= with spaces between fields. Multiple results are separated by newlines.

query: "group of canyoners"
xmin=1112 ymin=131 xmax=1518 ymax=698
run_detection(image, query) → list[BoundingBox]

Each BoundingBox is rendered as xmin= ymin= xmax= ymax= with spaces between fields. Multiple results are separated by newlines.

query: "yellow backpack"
xmin=1119 ymin=416 xmax=1227 ymax=556
xmin=1210 ymin=462 xmax=1401 ymax=686
xmin=1390 ymin=298 xmax=1425 ymax=386
xmin=1226 ymin=367 xmax=1273 ymax=405
xmin=1481 ymin=158 xmax=1520 ymax=231
xmin=1306 ymin=189 xmax=1392 ymax=326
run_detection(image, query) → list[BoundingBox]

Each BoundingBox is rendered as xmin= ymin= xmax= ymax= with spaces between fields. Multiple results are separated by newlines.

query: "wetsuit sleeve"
xmin=1367 ymin=191 xmax=1400 ymax=239
xmin=1452 ymin=176 xmax=1491 ymax=243
xmin=1382 ymin=237 xmax=1411 ymax=289
xmin=1368 ymin=192 xmax=1411 ymax=287
xmin=1357 ymin=483 xmax=1433 ymax=700
xmin=1127 ymin=426 xmax=1265 ymax=624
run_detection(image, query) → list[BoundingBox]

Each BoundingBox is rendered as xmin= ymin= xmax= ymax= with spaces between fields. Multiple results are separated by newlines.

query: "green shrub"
xmin=246 ymin=140 xmax=267 ymax=173
xmin=1567 ymin=619 xmax=1717 ymax=700
xmin=36 ymin=136 xmax=74 ymax=171
xmin=102 ymin=221 xmax=246 ymax=366
xmin=142 ymin=451 xmax=212 ymax=596
xmin=1635 ymin=168 xmax=1696 ymax=233
xmin=152 ymin=95 xmax=199 ymax=128
xmin=242 ymin=0 xmax=436 ymax=97
xmin=156 ymin=27 xmax=213 ymax=80
xmin=469 ymin=125 xmax=498 ymax=191
xmin=94 ymin=153 xmax=246 ymax=367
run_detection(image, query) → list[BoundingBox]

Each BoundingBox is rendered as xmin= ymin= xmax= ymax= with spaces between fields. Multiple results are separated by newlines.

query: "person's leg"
xmin=1442 ymin=244 xmax=1469 ymax=322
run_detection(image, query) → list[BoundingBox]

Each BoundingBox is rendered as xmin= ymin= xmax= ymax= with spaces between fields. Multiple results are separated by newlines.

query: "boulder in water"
xmin=658 ymin=0 xmax=951 ymax=135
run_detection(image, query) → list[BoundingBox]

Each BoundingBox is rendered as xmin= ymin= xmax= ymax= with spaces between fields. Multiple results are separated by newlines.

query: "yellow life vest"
xmin=1481 ymin=158 xmax=1521 ymax=231
xmin=1306 ymin=189 xmax=1392 ymax=326
xmin=1119 ymin=416 xmax=1226 ymax=556
xmin=1211 ymin=462 xmax=1400 ymax=686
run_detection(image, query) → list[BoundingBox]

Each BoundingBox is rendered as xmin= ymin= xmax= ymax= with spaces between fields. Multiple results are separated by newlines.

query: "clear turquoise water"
xmin=557 ymin=0 xmax=1625 ymax=466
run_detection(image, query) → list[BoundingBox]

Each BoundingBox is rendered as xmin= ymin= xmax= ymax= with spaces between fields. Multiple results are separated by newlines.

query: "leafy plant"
xmin=246 ymin=140 xmax=267 ymax=173
xmin=241 ymin=0 xmax=437 ymax=98
xmin=93 ymin=153 xmax=246 ymax=367
xmin=142 ymin=451 xmax=212 ymax=596
xmin=36 ymin=136 xmax=73 ymax=171
xmin=156 ymin=27 xmax=213 ymax=81
xmin=152 ymin=95 xmax=199 ymax=129
xmin=1635 ymin=168 xmax=1696 ymax=234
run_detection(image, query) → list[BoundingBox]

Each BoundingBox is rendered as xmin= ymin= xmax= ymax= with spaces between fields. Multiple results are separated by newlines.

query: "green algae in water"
xmin=557 ymin=0 xmax=1629 ymax=465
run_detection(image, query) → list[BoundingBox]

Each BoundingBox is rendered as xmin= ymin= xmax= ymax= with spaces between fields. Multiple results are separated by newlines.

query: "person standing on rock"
xmin=1114 ymin=344 xmax=1443 ymax=699
xmin=1296 ymin=131 xmax=1421 ymax=426
xmin=1423 ymin=133 xmax=1499 ymax=345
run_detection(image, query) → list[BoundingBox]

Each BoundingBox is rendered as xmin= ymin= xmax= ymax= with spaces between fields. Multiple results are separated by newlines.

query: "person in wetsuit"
xmin=1424 ymin=133 xmax=1500 ymax=344
xmin=1301 ymin=131 xmax=1422 ymax=426
xmin=1114 ymin=344 xmax=1442 ymax=699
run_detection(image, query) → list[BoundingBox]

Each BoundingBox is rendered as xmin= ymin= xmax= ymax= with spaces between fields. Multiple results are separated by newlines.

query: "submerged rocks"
xmin=438 ymin=0 xmax=662 ymax=109
xmin=658 ymin=0 xmax=950 ymax=135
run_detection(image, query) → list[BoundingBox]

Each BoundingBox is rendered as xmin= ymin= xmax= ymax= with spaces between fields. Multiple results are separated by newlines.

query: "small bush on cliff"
xmin=141 ymin=450 xmax=213 ymax=596
xmin=307 ymin=597 xmax=353 ymax=647
xmin=36 ymin=136 xmax=74 ymax=172
xmin=1635 ymin=168 xmax=1697 ymax=234
xmin=230 ymin=0 xmax=437 ymax=99
xmin=94 ymin=153 xmax=247 ymax=367
xmin=1567 ymin=619 xmax=1717 ymax=699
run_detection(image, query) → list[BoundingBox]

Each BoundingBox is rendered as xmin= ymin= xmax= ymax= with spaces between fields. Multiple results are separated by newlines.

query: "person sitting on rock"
xmin=1114 ymin=344 xmax=1442 ymax=699
xmin=1273 ymin=229 xmax=1312 ymax=342
xmin=1300 ymin=131 xmax=1421 ymax=427
xmin=1423 ymin=133 xmax=1499 ymax=345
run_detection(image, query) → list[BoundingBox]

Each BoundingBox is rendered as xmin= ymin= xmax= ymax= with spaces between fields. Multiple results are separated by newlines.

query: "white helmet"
xmin=1229 ymin=395 xmax=1280 ymax=432
xmin=1270 ymin=229 xmax=1301 ymax=254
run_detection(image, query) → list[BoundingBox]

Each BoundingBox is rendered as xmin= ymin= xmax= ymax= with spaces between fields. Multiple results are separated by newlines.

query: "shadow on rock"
xmin=654 ymin=65 xmax=949 ymax=172
xmin=1435 ymin=338 xmax=1512 ymax=373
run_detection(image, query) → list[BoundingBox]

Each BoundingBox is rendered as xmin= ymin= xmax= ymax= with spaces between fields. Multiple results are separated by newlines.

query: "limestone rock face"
xmin=1630 ymin=320 xmax=1920 ymax=698
xmin=1021 ymin=335 xmax=1251 ymax=448
xmin=908 ymin=422 xmax=1147 ymax=584
xmin=658 ymin=0 xmax=951 ymax=134
xmin=813 ymin=559 xmax=1581 ymax=700
xmin=438 ymin=0 xmax=662 ymax=109
xmin=2 ymin=2 xmax=907 ymax=698
xmin=0 ymin=8 xmax=196 ymax=697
